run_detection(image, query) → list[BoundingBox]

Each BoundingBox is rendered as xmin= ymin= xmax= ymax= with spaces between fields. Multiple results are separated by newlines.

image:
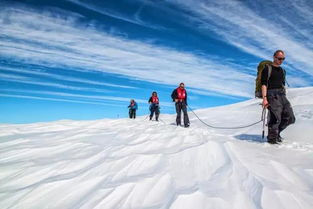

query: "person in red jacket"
xmin=148 ymin=91 xmax=160 ymax=121
xmin=171 ymin=82 xmax=190 ymax=127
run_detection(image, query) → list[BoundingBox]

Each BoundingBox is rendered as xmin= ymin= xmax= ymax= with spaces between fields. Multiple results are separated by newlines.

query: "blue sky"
xmin=1 ymin=0 xmax=313 ymax=124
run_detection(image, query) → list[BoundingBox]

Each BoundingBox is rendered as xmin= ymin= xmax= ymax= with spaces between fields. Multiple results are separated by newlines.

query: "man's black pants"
xmin=267 ymin=90 xmax=295 ymax=141
xmin=175 ymin=101 xmax=189 ymax=126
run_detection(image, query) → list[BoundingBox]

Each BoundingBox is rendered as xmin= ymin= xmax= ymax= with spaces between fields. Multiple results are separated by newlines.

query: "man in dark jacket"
xmin=261 ymin=50 xmax=295 ymax=144
xmin=171 ymin=82 xmax=190 ymax=127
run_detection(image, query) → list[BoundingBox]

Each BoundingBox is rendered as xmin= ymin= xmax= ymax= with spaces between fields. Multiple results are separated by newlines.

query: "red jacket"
xmin=171 ymin=87 xmax=187 ymax=104
xmin=149 ymin=96 xmax=159 ymax=104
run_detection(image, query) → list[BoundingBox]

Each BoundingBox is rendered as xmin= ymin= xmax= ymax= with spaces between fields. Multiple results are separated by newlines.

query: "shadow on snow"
xmin=234 ymin=134 xmax=267 ymax=143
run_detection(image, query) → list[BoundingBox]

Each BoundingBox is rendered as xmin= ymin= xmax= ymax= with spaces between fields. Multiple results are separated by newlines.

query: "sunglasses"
xmin=276 ymin=57 xmax=285 ymax=61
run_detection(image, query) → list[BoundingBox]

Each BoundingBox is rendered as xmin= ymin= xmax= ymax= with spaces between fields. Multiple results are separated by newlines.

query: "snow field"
xmin=0 ymin=87 xmax=313 ymax=209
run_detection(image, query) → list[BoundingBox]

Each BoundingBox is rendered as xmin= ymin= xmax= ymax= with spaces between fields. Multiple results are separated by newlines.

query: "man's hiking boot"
xmin=268 ymin=128 xmax=280 ymax=144
xmin=267 ymin=139 xmax=278 ymax=144
xmin=277 ymin=133 xmax=283 ymax=142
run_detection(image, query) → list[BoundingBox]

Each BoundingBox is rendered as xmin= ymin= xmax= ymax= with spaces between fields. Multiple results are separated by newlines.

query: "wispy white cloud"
xmin=0 ymin=6 xmax=254 ymax=97
xmin=1 ymin=89 xmax=174 ymax=107
xmin=0 ymin=93 xmax=117 ymax=107
xmin=166 ymin=0 xmax=313 ymax=76
xmin=188 ymin=88 xmax=241 ymax=100
xmin=0 ymin=72 xmax=107 ymax=92
xmin=2 ymin=67 xmax=136 ymax=89
xmin=66 ymin=0 xmax=166 ymax=30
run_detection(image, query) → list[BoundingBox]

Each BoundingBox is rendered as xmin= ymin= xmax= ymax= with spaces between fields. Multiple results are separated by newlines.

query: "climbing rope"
xmin=187 ymin=105 xmax=266 ymax=130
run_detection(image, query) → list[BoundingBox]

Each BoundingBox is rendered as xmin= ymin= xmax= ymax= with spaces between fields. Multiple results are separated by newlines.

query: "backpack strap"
xmin=267 ymin=65 xmax=272 ymax=80
xmin=266 ymin=64 xmax=272 ymax=86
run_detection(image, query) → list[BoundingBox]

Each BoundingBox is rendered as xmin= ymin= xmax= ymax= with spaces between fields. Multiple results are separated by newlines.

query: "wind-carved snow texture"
xmin=0 ymin=87 xmax=313 ymax=209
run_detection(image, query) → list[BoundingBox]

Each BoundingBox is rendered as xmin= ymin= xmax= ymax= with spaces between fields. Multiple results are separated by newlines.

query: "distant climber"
xmin=128 ymin=99 xmax=138 ymax=119
xmin=148 ymin=91 xmax=160 ymax=121
xmin=171 ymin=82 xmax=190 ymax=127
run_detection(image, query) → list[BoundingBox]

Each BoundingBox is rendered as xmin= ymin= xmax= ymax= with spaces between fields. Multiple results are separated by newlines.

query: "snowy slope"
xmin=0 ymin=87 xmax=313 ymax=209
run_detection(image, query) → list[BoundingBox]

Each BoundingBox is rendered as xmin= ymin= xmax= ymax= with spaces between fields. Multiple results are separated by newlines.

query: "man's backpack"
xmin=255 ymin=60 xmax=273 ymax=98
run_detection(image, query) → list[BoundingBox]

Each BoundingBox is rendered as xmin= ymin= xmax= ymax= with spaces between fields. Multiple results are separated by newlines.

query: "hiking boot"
xmin=184 ymin=124 xmax=190 ymax=128
xmin=267 ymin=139 xmax=278 ymax=144
xmin=268 ymin=128 xmax=279 ymax=144
xmin=277 ymin=133 xmax=283 ymax=142
xmin=277 ymin=137 xmax=282 ymax=143
xmin=267 ymin=134 xmax=278 ymax=144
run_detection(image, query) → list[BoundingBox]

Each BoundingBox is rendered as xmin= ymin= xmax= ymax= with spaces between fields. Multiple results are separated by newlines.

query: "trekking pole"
xmin=261 ymin=107 xmax=267 ymax=139
xmin=143 ymin=115 xmax=149 ymax=121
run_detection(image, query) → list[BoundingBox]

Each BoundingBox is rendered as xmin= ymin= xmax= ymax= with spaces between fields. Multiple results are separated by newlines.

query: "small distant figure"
xmin=128 ymin=99 xmax=138 ymax=119
xmin=148 ymin=91 xmax=160 ymax=121
xmin=171 ymin=82 xmax=190 ymax=127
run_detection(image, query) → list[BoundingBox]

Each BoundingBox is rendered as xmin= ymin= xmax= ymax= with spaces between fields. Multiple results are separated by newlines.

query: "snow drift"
xmin=0 ymin=87 xmax=313 ymax=209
